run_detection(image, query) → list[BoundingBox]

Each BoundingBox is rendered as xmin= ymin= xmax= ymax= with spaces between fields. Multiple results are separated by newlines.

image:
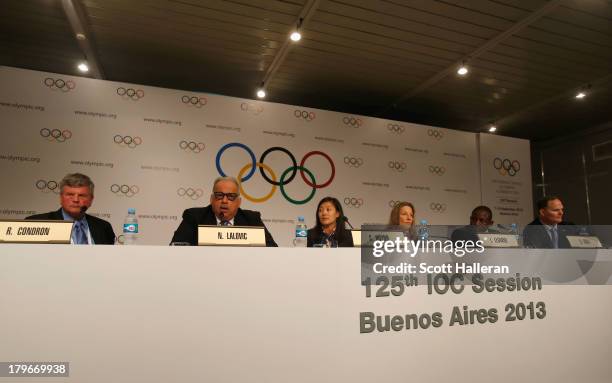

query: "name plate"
xmin=198 ymin=225 xmax=265 ymax=247
xmin=352 ymin=230 xmax=406 ymax=248
xmin=0 ymin=220 xmax=73 ymax=244
xmin=477 ymin=233 xmax=519 ymax=248
xmin=566 ymin=235 xmax=602 ymax=248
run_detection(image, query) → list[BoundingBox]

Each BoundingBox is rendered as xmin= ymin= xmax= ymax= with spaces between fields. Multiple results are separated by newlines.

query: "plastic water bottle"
xmin=293 ymin=216 xmax=307 ymax=247
xmin=123 ymin=208 xmax=139 ymax=245
xmin=417 ymin=219 xmax=430 ymax=241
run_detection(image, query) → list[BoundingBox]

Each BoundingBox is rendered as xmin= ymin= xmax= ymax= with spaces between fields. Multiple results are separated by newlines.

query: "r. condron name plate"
xmin=0 ymin=220 xmax=73 ymax=244
xmin=477 ymin=233 xmax=520 ymax=248
xmin=198 ymin=225 xmax=265 ymax=247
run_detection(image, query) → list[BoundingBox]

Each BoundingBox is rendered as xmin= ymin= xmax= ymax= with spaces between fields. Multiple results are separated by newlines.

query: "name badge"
xmin=477 ymin=233 xmax=519 ymax=248
xmin=0 ymin=220 xmax=73 ymax=244
xmin=566 ymin=235 xmax=602 ymax=248
xmin=352 ymin=230 xmax=405 ymax=247
xmin=198 ymin=225 xmax=265 ymax=247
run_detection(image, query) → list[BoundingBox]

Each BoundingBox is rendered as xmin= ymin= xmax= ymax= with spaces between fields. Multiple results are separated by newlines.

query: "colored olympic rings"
xmin=493 ymin=157 xmax=520 ymax=176
xmin=215 ymin=143 xmax=334 ymax=204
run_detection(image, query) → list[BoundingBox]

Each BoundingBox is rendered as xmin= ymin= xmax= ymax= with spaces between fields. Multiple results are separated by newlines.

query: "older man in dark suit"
xmin=523 ymin=196 xmax=575 ymax=249
xmin=26 ymin=173 xmax=116 ymax=245
xmin=171 ymin=176 xmax=277 ymax=246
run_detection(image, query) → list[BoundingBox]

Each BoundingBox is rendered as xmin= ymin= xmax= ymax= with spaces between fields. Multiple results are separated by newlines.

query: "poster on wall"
xmin=478 ymin=133 xmax=533 ymax=225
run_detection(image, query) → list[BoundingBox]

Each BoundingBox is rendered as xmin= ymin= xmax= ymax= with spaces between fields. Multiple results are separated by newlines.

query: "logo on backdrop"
xmin=427 ymin=129 xmax=443 ymax=140
xmin=294 ymin=109 xmax=316 ymax=121
xmin=493 ymin=157 xmax=521 ymax=177
xmin=343 ymin=156 xmax=363 ymax=168
xmin=35 ymin=180 xmax=60 ymax=194
xmin=387 ymin=123 xmax=405 ymax=134
xmin=40 ymin=128 xmax=72 ymax=143
xmin=388 ymin=161 xmax=406 ymax=172
xmin=181 ymin=95 xmax=207 ymax=108
xmin=177 ymin=187 xmax=204 ymax=200
xmin=113 ymin=135 xmax=142 ymax=148
xmin=116 ymin=87 xmax=144 ymax=101
xmin=240 ymin=102 xmax=264 ymax=115
xmin=342 ymin=116 xmax=362 ymax=128
xmin=215 ymin=143 xmax=335 ymax=205
xmin=110 ymin=184 xmax=139 ymax=197
xmin=428 ymin=165 xmax=446 ymax=175
xmin=429 ymin=202 xmax=447 ymax=213
xmin=344 ymin=197 xmax=364 ymax=208
xmin=179 ymin=140 xmax=205 ymax=153
xmin=388 ymin=200 xmax=402 ymax=208
xmin=43 ymin=77 xmax=76 ymax=92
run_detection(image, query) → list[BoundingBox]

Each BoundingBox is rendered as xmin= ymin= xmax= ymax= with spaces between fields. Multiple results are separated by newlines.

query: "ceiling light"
xmin=77 ymin=62 xmax=89 ymax=72
xmin=457 ymin=65 xmax=468 ymax=76
xmin=290 ymin=31 xmax=301 ymax=42
xmin=76 ymin=33 xmax=86 ymax=40
xmin=488 ymin=125 xmax=497 ymax=133
xmin=256 ymin=88 xmax=266 ymax=99
xmin=575 ymin=92 xmax=586 ymax=99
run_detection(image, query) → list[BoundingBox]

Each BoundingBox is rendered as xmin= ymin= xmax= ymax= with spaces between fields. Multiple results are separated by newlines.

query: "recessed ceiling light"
xmin=290 ymin=31 xmax=301 ymax=42
xmin=77 ymin=62 xmax=89 ymax=72
xmin=457 ymin=66 xmax=468 ymax=76
xmin=575 ymin=92 xmax=586 ymax=99
xmin=76 ymin=33 xmax=86 ymax=40
xmin=256 ymin=89 xmax=266 ymax=98
xmin=488 ymin=125 xmax=497 ymax=132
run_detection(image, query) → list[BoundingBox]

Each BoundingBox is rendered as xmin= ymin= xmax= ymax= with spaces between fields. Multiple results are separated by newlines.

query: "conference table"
xmin=1 ymin=245 xmax=611 ymax=382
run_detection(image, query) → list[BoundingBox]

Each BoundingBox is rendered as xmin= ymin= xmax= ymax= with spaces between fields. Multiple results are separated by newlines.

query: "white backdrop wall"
xmin=0 ymin=66 xmax=531 ymax=245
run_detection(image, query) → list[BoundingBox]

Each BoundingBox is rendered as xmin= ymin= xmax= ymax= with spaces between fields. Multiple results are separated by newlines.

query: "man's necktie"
xmin=220 ymin=220 xmax=230 ymax=226
xmin=551 ymin=227 xmax=559 ymax=249
xmin=73 ymin=220 xmax=89 ymax=245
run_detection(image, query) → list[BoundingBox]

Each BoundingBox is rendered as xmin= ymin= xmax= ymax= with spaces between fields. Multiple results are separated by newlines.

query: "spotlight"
xmin=488 ymin=125 xmax=497 ymax=133
xmin=77 ymin=62 xmax=89 ymax=73
xmin=256 ymin=88 xmax=266 ymax=99
xmin=575 ymin=92 xmax=586 ymax=99
xmin=457 ymin=65 xmax=468 ymax=76
xmin=290 ymin=31 xmax=301 ymax=42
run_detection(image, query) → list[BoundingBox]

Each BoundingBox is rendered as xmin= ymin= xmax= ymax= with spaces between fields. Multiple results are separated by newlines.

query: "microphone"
xmin=341 ymin=215 xmax=354 ymax=230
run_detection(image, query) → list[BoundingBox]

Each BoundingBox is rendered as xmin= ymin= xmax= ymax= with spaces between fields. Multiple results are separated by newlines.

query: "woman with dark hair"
xmin=388 ymin=201 xmax=416 ymax=239
xmin=307 ymin=197 xmax=354 ymax=247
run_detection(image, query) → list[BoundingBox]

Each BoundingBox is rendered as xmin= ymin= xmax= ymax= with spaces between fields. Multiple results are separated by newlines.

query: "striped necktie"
xmin=73 ymin=220 xmax=89 ymax=245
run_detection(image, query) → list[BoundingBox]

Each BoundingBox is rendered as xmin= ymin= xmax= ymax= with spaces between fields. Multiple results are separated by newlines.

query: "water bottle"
xmin=417 ymin=219 xmax=430 ymax=242
xmin=123 ymin=208 xmax=139 ymax=245
xmin=293 ymin=216 xmax=308 ymax=247
xmin=510 ymin=223 xmax=521 ymax=247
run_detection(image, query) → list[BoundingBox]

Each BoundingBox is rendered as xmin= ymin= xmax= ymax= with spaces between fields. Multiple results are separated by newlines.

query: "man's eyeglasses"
xmin=213 ymin=192 xmax=239 ymax=201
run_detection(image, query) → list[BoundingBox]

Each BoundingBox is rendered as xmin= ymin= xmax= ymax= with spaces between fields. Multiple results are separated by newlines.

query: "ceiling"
xmin=1 ymin=0 xmax=611 ymax=141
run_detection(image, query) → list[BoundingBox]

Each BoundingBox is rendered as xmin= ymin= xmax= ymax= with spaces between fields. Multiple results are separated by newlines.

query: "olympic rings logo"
xmin=240 ymin=102 xmax=264 ymax=115
xmin=177 ymin=187 xmax=204 ymax=200
xmin=427 ymin=129 xmax=443 ymax=140
xmin=493 ymin=157 xmax=521 ymax=176
xmin=110 ymin=184 xmax=139 ymax=197
xmin=388 ymin=200 xmax=401 ymax=208
xmin=428 ymin=165 xmax=445 ymax=175
xmin=116 ymin=87 xmax=144 ymax=100
xmin=40 ymin=128 xmax=72 ymax=143
xmin=179 ymin=140 xmax=205 ymax=153
xmin=388 ymin=161 xmax=407 ymax=171
xmin=43 ymin=77 xmax=75 ymax=92
xmin=344 ymin=197 xmax=364 ymax=208
xmin=342 ymin=116 xmax=362 ymax=128
xmin=215 ymin=143 xmax=335 ymax=205
xmin=387 ymin=123 xmax=404 ymax=134
xmin=430 ymin=202 xmax=447 ymax=213
xmin=294 ymin=109 xmax=316 ymax=121
xmin=114 ymin=135 xmax=142 ymax=148
xmin=35 ymin=180 xmax=60 ymax=194
xmin=181 ymin=95 xmax=207 ymax=108
xmin=344 ymin=156 xmax=363 ymax=168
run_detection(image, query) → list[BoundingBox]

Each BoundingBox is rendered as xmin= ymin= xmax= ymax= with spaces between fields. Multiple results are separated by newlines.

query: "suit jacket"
xmin=171 ymin=205 xmax=278 ymax=247
xmin=25 ymin=208 xmax=116 ymax=245
xmin=522 ymin=218 xmax=575 ymax=249
xmin=306 ymin=228 xmax=354 ymax=247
